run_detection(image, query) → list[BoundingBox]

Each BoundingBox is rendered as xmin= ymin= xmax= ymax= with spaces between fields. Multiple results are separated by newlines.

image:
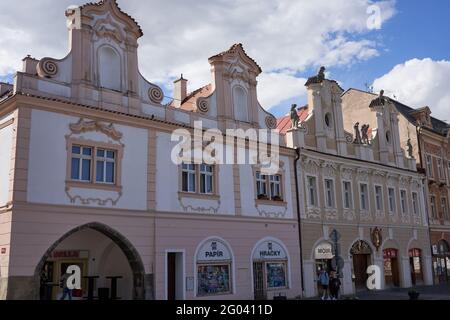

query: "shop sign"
xmin=50 ymin=250 xmax=89 ymax=259
xmin=253 ymin=241 xmax=287 ymax=260
xmin=315 ymin=243 xmax=334 ymax=260
xmin=409 ymin=248 xmax=421 ymax=258
xmin=383 ymin=248 xmax=398 ymax=259
xmin=197 ymin=240 xmax=231 ymax=262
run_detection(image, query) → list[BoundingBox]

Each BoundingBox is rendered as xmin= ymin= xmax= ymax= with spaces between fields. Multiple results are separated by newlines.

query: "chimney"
xmin=173 ymin=74 xmax=188 ymax=108
xmin=22 ymin=55 xmax=39 ymax=75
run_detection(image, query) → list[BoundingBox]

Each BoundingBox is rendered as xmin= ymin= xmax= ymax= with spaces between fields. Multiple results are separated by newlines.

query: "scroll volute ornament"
xmin=371 ymin=227 xmax=382 ymax=251
xmin=265 ymin=115 xmax=277 ymax=129
xmin=148 ymin=86 xmax=164 ymax=104
xmin=37 ymin=58 xmax=58 ymax=78
xmin=197 ymin=98 xmax=209 ymax=113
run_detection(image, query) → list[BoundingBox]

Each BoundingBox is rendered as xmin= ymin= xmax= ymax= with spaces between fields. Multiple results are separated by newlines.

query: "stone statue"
xmin=305 ymin=66 xmax=326 ymax=86
xmin=370 ymin=227 xmax=382 ymax=252
xmin=353 ymin=122 xmax=362 ymax=144
xmin=361 ymin=124 xmax=370 ymax=144
xmin=369 ymin=90 xmax=388 ymax=108
xmin=290 ymin=104 xmax=299 ymax=129
xmin=407 ymin=138 xmax=413 ymax=158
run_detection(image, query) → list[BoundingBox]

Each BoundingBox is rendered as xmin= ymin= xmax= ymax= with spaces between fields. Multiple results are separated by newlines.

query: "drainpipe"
xmin=416 ymin=124 xmax=435 ymax=284
xmin=294 ymin=147 xmax=305 ymax=295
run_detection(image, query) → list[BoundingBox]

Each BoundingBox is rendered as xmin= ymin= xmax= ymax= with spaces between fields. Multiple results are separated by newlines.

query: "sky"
xmin=0 ymin=0 xmax=449 ymax=121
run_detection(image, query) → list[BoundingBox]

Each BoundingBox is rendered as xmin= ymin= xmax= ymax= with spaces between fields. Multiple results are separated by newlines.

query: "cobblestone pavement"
xmin=344 ymin=284 xmax=450 ymax=300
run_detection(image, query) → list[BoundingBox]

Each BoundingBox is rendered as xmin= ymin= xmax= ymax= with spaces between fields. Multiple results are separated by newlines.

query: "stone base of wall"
xmin=4 ymin=276 xmax=39 ymax=300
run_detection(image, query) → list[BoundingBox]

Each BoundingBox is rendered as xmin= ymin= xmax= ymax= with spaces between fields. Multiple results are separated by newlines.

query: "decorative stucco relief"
xmin=178 ymin=196 xmax=221 ymax=214
xmin=255 ymin=204 xmax=287 ymax=218
xmin=68 ymin=118 xmax=124 ymax=141
xmin=148 ymin=86 xmax=164 ymax=104
xmin=65 ymin=189 xmax=123 ymax=206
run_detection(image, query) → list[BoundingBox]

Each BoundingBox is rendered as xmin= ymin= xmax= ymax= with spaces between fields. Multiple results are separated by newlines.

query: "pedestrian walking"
xmin=318 ymin=269 xmax=330 ymax=300
xmin=59 ymin=272 xmax=73 ymax=300
xmin=329 ymin=272 xmax=341 ymax=300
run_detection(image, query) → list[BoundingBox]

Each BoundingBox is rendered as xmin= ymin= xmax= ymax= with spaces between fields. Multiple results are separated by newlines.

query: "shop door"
xmin=391 ymin=257 xmax=400 ymax=287
xmin=167 ymin=253 xmax=176 ymax=300
xmin=410 ymin=257 xmax=417 ymax=286
xmin=253 ymin=262 xmax=266 ymax=300
xmin=353 ymin=254 xmax=369 ymax=290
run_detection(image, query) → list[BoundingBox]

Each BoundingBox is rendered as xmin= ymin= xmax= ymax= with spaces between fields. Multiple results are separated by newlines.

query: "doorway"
xmin=166 ymin=252 xmax=184 ymax=300
xmin=383 ymin=248 xmax=400 ymax=287
xmin=350 ymin=240 xmax=373 ymax=291
xmin=253 ymin=262 xmax=265 ymax=300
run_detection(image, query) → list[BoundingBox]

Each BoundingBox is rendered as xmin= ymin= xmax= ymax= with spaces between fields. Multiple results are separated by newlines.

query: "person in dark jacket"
xmin=329 ymin=272 xmax=341 ymax=300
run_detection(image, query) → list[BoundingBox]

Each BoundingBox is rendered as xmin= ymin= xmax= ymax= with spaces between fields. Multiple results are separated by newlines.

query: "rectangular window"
xmin=269 ymin=175 xmax=282 ymax=201
xmin=324 ymin=179 xmax=335 ymax=208
xmin=197 ymin=264 xmax=231 ymax=296
xmin=412 ymin=192 xmax=419 ymax=215
xmin=400 ymin=190 xmax=407 ymax=214
xmin=96 ymin=149 xmax=116 ymax=184
xmin=200 ymin=164 xmax=214 ymax=194
xmin=388 ymin=187 xmax=396 ymax=213
xmin=437 ymin=159 xmax=444 ymax=180
xmin=375 ymin=186 xmax=383 ymax=212
xmin=360 ymin=183 xmax=368 ymax=211
xmin=71 ymin=145 xmax=92 ymax=182
xmin=266 ymin=262 xmax=287 ymax=289
xmin=426 ymin=155 xmax=433 ymax=178
xmin=431 ymin=196 xmax=437 ymax=219
xmin=182 ymin=163 xmax=196 ymax=193
xmin=343 ymin=181 xmax=353 ymax=209
xmin=256 ymin=172 xmax=268 ymax=199
xmin=307 ymin=176 xmax=318 ymax=207
xmin=441 ymin=198 xmax=448 ymax=220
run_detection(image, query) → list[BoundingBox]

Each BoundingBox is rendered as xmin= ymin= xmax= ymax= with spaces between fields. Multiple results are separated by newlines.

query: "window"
xmin=400 ymin=190 xmax=407 ymax=215
xmin=385 ymin=131 xmax=391 ymax=143
xmin=431 ymin=196 xmax=437 ymax=219
xmin=182 ymin=163 xmax=196 ymax=193
xmin=96 ymin=149 xmax=116 ymax=184
xmin=375 ymin=186 xmax=383 ymax=212
xmin=324 ymin=113 xmax=332 ymax=128
xmin=266 ymin=262 xmax=287 ymax=288
xmin=307 ymin=176 xmax=318 ymax=207
xmin=441 ymin=198 xmax=448 ymax=220
xmin=412 ymin=192 xmax=419 ymax=215
xmin=233 ymin=86 xmax=248 ymax=122
xmin=437 ymin=159 xmax=444 ymax=180
xmin=71 ymin=146 xmax=92 ymax=181
xmin=197 ymin=264 xmax=231 ymax=296
xmin=269 ymin=175 xmax=282 ymax=200
xmin=360 ymin=183 xmax=368 ymax=211
xmin=426 ymin=155 xmax=433 ymax=178
xmin=99 ymin=46 xmax=121 ymax=91
xmin=256 ymin=172 xmax=283 ymax=201
xmin=388 ymin=187 xmax=396 ymax=213
xmin=200 ymin=164 xmax=214 ymax=194
xmin=343 ymin=181 xmax=353 ymax=209
xmin=324 ymin=179 xmax=335 ymax=208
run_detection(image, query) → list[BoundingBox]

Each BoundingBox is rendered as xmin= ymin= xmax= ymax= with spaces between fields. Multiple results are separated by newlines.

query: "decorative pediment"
xmin=320 ymin=161 xmax=338 ymax=177
xmin=69 ymin=118 xmax=123 ymax=141
xmin=92 ymin=14 xmax=125 ymax=43
xmin=209 ymin=43 xmax=262 ymax=76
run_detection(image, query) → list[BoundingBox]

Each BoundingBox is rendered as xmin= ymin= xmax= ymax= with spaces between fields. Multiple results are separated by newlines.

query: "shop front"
xmin=432 ymin=240 xmax=450 ymax=284
xmin=350 ymin=240 xmax=372 ymax=291
xmin=409 ymin=248 xmax=423 ymax=286
xmin=252 ymin=239 xmax=289 ymax=300
xmin=383 ymin=248 xmax=400 ymax=288
xmin=195 ymin=238 xmax=233 ymax=298
xmin=314 ymin=242 xmax=334 ymax=295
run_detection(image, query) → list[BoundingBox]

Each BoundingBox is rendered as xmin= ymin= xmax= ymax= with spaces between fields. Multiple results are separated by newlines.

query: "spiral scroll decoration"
xmin=197 ymin=98 xmax=209 ymax=113
xmin=148 ymin=86 xmax=164 ymax=104
xmin=37 ymin=58 xmax=58 ymax=78
xmin=265 ymin=115 xmax=277 ymax=129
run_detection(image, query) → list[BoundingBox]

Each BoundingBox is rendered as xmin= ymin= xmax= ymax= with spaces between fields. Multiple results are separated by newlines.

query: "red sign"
xmin=51 ymin=250 xmax=80 ymax=259
xmin=409 ymin=248 xmax=421 ymax=257
xmin=383 ymin=248 xmax=398 ymax=259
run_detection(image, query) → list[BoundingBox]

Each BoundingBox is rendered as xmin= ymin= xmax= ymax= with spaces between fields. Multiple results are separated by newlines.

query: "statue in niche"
xmin=305 ymin=66 xmax=326 ymax=86
xmin=290 ymin=104 xmax=300 ymax=129
xmin=361 ymin=124 xmax=370 ymax=144
xmin=353 ymin=122 xmax=362 ymax=144
xmin=407 ymin=138 xmax=414 ymax=158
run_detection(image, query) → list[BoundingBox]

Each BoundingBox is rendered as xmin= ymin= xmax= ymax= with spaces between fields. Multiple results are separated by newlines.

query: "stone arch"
xmin=34 ymin=222 xmax=146 ymax=300
xmin=381 ymin=238 xmax=401 ymax=254
xmin=348 ymin=238 xmax=375 ymax=260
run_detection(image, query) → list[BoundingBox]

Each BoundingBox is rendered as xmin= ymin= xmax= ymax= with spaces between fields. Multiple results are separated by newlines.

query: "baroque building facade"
xmin=0 ymin=0 xmax=301 ymax=300
xmin=280 ymin=74 xmax=433 ymax=297
xmin=342 ymin=89 xmax=450 ymax=285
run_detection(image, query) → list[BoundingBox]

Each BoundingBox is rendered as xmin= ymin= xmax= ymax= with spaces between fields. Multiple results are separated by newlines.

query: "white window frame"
xmin=342 ymin=180 xmax=353 ymax=210
xmin=388 ymin=187 xmax=396 ymax=214
xmin=412 ymin=192 xmax=419 ymax=215
xmin=426 ymin=154 xmax=433 ymax=178
xmin=71 ymin=145 xmax=93 ymax=182
xmin=400 ymin=189 xmax=408 ymax=215
xmin=374 ymin=184 xmax=383 ymax=213
xmin=256 ymin=171 xmax=268 ymax=198
xmin=199 ymin=164 xmax=214 ymax=195
xmin=269 ymin=175 xmax=282 ymax=200
xmin=324 ymin=178 xmax=336 ymax=209
xmin=359 ymin=183 xmax=369 ymax=212
xmin=182 ymin=163 xmax=197 ymax=193
xmin=307 ymin=176 xmax=318 ymax=207
xmin=95 ymin=148 xmax=116 ymax=184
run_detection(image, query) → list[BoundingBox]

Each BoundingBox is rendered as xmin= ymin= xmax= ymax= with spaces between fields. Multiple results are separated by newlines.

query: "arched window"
xmin=233 ymin=86 xmax=249 ymax=122
xmin=99 ymin=46 xmax=121 ymax=91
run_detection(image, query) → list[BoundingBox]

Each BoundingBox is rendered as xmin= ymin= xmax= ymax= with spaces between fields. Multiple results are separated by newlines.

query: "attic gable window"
xmin=99 ymin=46 xmax=121 ymax=91
xmin=233 ymin=86 xmax=249 ymax=122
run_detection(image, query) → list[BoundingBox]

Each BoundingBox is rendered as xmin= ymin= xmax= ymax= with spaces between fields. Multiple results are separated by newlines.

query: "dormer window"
xmin=99 ymin=46 xmax=121 ymax=91
xmin=233 ymin=86 xmax=249 ymax=122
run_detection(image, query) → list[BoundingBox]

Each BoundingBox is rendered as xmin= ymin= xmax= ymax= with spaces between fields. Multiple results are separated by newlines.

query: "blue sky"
xmin=0 ymin=0 xmax=449 ymax=120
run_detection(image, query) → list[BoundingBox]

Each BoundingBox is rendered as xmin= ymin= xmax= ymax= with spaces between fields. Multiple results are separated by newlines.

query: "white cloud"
xmin=373 ymin=58 xmax=450 ymax=122
xmin=0 ymin=0 xmax=396 ymax=110
xmin=258 ymin=73 xmax=307 ymax=109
